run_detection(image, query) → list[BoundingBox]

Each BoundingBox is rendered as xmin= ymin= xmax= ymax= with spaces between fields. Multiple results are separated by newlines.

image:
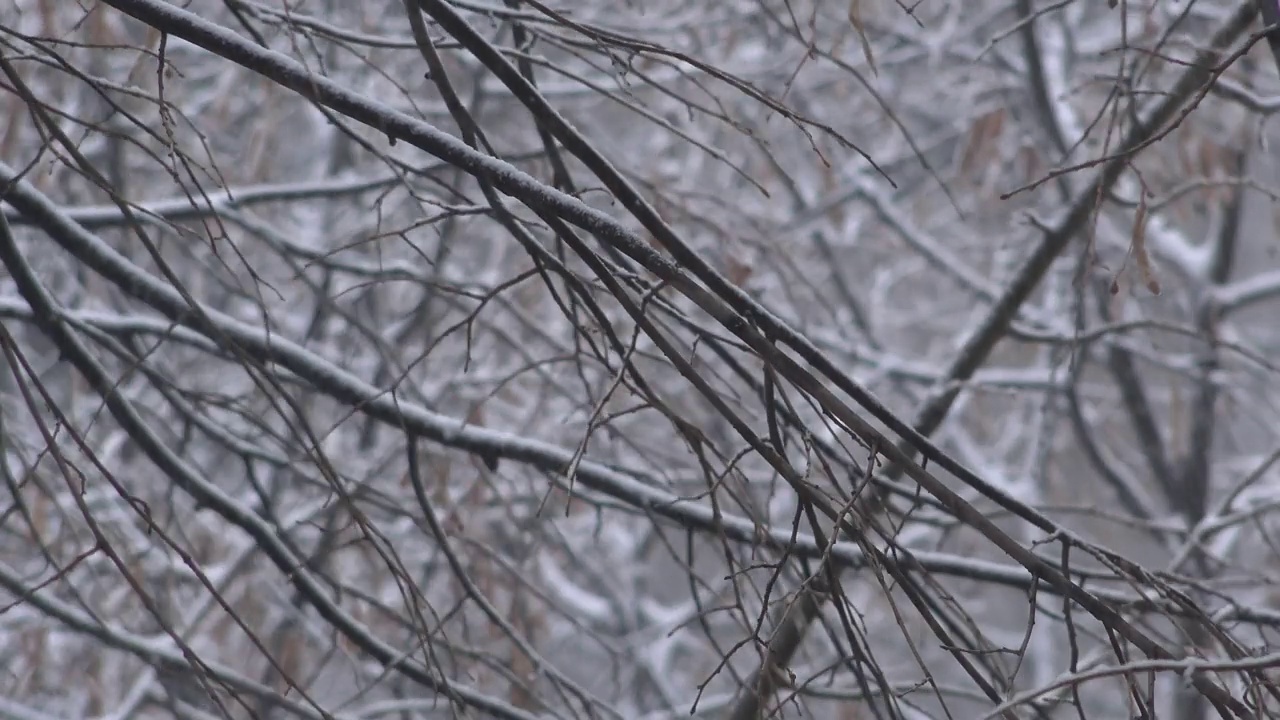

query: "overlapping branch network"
xmin=2 ymin=1 xmax=1280 ymax=718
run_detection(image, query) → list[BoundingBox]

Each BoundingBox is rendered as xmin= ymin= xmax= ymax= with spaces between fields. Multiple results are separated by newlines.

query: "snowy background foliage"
xmin=3 ymin=0 xmax=1280 ymax=718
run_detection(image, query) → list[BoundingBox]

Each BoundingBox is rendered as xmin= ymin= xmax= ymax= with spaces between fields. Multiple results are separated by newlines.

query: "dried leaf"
xmin=848 ymin=0 xmax=878 ymax=75
xmin=1198 ymin=140 xmax=1229 ymax=202
xmin=1176 ymin=133 xmax=1195 ymax=176
xmin=959 ymin=108 xmax=1006 ymax=178
xmin=726 ymin=255 xmax=754 ymax=288
xmin=1018 ymin=144 xmax=1043 ymax=184
xmin=1131 ymin=198 xmax=1160 ymax=295
xmin=466 ymin=403 xmax=500 ymax=471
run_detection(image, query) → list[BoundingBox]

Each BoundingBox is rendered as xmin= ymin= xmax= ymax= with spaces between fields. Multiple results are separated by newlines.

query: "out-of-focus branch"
xmin=1255 ymin=0 xmax=1280 ymax=75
